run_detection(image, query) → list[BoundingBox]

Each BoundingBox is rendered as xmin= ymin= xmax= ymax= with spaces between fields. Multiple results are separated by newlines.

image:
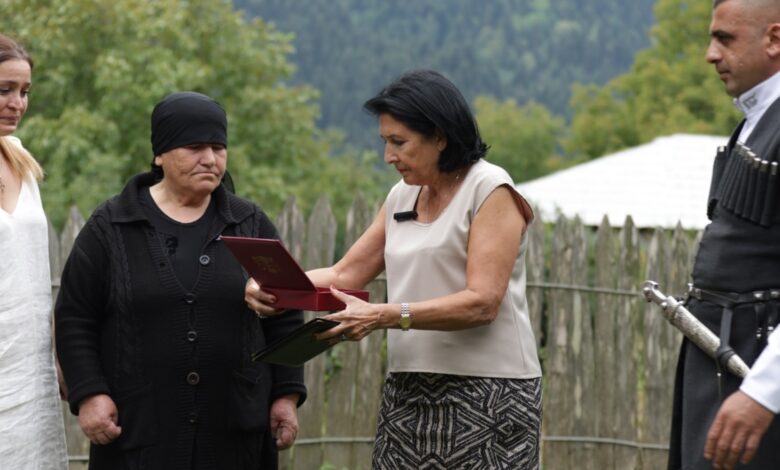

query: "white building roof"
xmin=515 ymin=134 xmax=729 ymax=229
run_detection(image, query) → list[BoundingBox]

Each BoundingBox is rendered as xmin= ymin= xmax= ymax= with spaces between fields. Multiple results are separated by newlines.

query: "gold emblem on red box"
xmin=251 ymin=255 xmax=279 ymax=274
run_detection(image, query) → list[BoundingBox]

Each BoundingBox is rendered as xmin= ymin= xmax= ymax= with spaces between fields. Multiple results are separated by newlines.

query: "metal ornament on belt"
xmin=642 ymin=280 xmax=750 ymax=378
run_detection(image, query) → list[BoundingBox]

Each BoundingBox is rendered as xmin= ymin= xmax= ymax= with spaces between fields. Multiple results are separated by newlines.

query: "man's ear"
xmin=766 ymin=23 xmax=780 ymax=58
xmin=153 ymin=155 xmax=162 ymax=166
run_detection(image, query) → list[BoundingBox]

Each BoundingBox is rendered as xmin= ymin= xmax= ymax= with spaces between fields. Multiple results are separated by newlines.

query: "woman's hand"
xmin=244 ymin=278 xmax=285 ymax=317
xmin=270 ymin=394 xmax=300 ymax=450
xmin=78 ymin=394 xmax=122 ymax=445
xmin=316 ymin=286 xmax=382 ymax=343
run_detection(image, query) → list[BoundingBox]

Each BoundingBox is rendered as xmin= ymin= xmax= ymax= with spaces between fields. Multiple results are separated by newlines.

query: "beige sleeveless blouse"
xmin=383 ymin=159 xmax=541 ymax=378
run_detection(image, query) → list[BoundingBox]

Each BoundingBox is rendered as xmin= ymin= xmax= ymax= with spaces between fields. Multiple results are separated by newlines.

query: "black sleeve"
xmin=253 ymin=210 xmax=308 ymax=405
xmin=55 ymin=217 xmax=112 ymax=415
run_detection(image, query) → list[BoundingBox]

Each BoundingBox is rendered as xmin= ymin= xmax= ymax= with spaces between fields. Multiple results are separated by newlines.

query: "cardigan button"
xmin=188 ymin=412 xmax=198 ymax=424
xmin=184 ymin=293 xmax=197 ymax=305
xmin=186 ymin=372 xmax=200 ymax=385
xmin=199 ymin=255 xmax=211 ymax=266
xmin=186 ymin=330 xmax=198 ymax=342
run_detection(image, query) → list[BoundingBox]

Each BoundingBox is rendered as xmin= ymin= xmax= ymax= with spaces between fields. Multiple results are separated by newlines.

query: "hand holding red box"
xmin=221 ymin=236 xmax=369 ymax=311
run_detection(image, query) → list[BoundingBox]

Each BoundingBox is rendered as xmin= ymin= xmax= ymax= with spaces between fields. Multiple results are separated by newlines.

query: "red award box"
xmin=220 ymin=235 xmax=369 ymax=311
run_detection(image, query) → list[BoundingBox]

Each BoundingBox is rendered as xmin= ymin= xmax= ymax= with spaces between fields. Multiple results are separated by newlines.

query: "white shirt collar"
xmin=735 ymin=70 xmax=780 ymax=142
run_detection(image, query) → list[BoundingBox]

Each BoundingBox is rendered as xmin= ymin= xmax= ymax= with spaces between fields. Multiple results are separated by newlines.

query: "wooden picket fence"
xmin=51 ymin=194 xmax=699 ymax=470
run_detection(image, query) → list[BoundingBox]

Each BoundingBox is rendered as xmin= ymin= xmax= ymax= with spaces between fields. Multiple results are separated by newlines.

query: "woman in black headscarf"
xmin=55 ymin=92 xmax=306 ymax=470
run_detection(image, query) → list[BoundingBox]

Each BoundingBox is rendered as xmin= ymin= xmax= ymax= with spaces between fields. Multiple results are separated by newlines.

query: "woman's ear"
xmin=435 ymin=129 xmax=447 ymax=152
xmin=153 ymin=155 xmax=162 ymax=166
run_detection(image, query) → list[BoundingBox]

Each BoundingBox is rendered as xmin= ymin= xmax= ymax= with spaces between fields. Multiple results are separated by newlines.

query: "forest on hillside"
xmin=235 ymin=0 xmax=656 ymax=147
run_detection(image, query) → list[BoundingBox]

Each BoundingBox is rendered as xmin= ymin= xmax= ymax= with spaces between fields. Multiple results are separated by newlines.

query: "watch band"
xmin=400 ymin=302 xmax=412 ymax=331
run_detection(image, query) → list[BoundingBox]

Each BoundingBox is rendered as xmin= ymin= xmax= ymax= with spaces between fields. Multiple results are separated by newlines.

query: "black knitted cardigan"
xmin=55 ymin=172 xmax=306 ymax=469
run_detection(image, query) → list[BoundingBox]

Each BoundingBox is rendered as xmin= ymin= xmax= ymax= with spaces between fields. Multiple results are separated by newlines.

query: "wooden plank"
xmin=67 ymin=457 xmax=89 ymax=470
xmin=645 ymin=223 xmax=693 ymax=468
xmin=615 ymin=216 xmax=640 ymax=470
xmin=291 ymin=197 xmax=336 ymax=469
xmin=641 ymin=228 xmax=672 ymax=469
xmin=567 ymin=217 xmax=597 ymax=468
xmin=526 ymin=214 xmax=545 ymax=348
xmin=292 ymin=353 xmax=327 ymax=469
xmin=303 ymin=196 xmax=336 ymax=271
xmin=321 ymin=195 xmax=369 ymax=467
xmin=526 ymin=215 xmax=545 ymax=470
xmin=350 ymin=277 xmax=386 ymax=468
xmin=343 ymin=192 xmax=371 ymax=247
xmin=669 ymin=223 xmax=691 ymax=292
xmin=594 ymin=216 xmax=618 ymax=469
xmin=322 ymin=340 xmax=360 ymax=469
xmin=345 ymin=194 xmax=385 ymax=468
xmin=274 ymin=199 xmax=306 ymax=470
xmin=323 ymin=194 xmax=365 ymax=466
xmin=275 ymin=196 xmax=306 ymax=263
xmin=48 ymin=221 xmax=61 ymax=298
xmin=59 ymin=206 xmax=85 ymax=266
xmin=542 ymin=215 xmax=573 ymax=470
xmin=55 ymin=209 xmax=92 ymax=463
xmin=321 ymin=194 xmax=382 ymax=468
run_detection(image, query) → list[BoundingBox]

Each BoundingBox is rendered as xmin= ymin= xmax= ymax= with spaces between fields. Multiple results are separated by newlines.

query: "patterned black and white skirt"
xmin=372 ymin=372 xmax=542 ymax=470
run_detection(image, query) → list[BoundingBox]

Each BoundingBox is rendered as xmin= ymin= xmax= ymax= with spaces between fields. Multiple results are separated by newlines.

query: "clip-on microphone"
xmin=393 ymin=210 xmax=418 ymax=222
xmin=393 ymin=187 xmax=421 ymax=222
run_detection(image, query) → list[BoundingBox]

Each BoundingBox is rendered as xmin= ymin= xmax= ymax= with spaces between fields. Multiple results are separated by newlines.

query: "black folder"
xmin=252 ymin=318 xmax=340 ymax=366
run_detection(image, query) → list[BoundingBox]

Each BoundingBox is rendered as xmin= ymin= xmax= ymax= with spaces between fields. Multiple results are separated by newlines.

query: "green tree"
xmin=2 ymin=0 xmax=389 ymax=228
xmin=475 ymin=96 xmax=565 ymax=183
xmin=565 ymin=0 xmax=741 ymax=159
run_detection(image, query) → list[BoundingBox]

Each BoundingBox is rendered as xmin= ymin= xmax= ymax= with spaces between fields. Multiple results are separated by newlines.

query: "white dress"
xmin=0 ymin=146 xmax=68 ymax=469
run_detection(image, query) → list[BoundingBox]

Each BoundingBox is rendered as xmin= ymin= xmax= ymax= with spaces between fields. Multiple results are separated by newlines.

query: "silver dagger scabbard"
xmin=642 ymin=280 xmax=750 ymax=378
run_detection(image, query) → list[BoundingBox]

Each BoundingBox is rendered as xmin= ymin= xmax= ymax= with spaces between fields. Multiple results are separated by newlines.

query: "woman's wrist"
xmin=374 ymin=303 xmax=408 ymax=330
xmin=374 ymin=303 xmax=392 ymax=330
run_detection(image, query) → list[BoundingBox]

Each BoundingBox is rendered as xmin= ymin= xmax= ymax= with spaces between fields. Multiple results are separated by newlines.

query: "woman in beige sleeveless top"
xmin=247 ymin=69 xmax=542 ymax=469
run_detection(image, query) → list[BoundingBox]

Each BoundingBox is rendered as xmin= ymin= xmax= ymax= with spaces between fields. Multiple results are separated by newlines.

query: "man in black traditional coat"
xmin=668 ymin=1 xmax=780 ymax=469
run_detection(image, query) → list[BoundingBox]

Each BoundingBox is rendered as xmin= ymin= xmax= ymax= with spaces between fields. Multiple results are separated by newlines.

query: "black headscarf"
xmin=151 ymin=91 xmax=227 ymax=156
xmin=149 ymin=91 xmax=233 ymax=191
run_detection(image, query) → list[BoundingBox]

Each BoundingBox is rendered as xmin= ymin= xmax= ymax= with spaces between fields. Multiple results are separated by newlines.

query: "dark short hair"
xmin=363 ymin=69 xmax=488 ymax=173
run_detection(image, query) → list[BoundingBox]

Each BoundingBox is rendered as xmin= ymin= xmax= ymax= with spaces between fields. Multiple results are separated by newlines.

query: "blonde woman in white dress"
xmin=0 ymin=34 xmax=67 ymax=470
